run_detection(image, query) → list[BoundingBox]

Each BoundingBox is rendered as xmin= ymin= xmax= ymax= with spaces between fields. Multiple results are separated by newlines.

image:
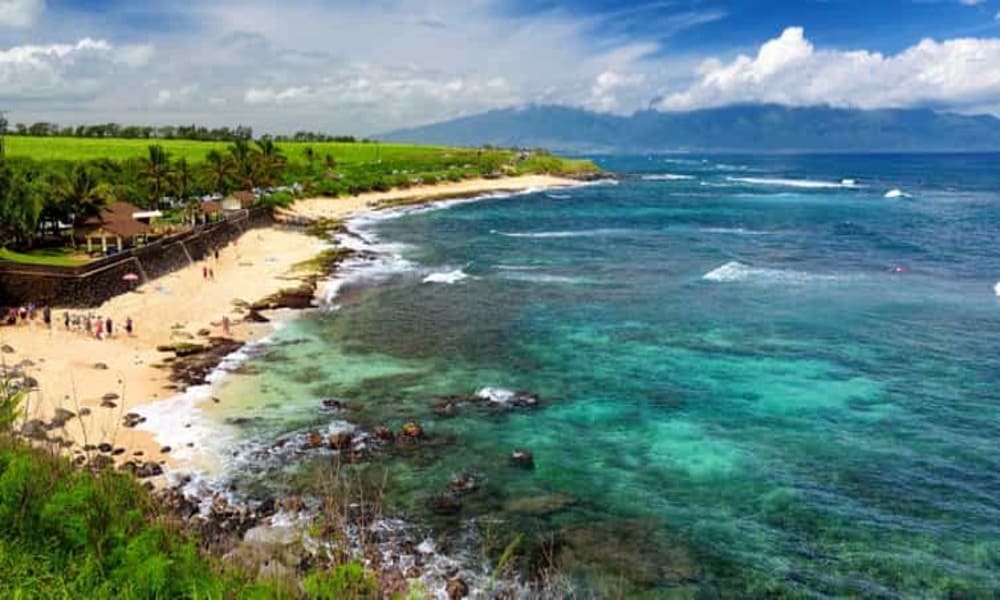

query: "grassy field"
xmin=0 ymin=247 xmax=89 ymax=267
xmin=9 ymin=136 xmax=482 ymax=166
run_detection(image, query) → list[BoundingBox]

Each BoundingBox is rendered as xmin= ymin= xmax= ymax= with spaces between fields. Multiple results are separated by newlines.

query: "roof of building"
xmin=201 ymin=200 xmax=221 ymax=214
xmin=228 ymin=190 xmax=255 ymax=207
xmin=79 ymin=202 xmax=152 ymax=238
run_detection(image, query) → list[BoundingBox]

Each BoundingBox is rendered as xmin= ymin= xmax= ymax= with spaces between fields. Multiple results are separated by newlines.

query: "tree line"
xmin=0 ymin=138 xmax=293 ymax=248
xmin=3 ymin=121 xmax=369 ymax=144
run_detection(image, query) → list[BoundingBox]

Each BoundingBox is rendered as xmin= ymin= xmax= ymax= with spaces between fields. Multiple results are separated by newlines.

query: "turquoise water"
xmin=207 ymin=154 xmax=1000 ymax=595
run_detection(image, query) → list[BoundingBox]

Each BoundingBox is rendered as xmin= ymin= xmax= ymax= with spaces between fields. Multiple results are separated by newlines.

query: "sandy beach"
xmin=0 ymin=175 xmax=575 ymax=469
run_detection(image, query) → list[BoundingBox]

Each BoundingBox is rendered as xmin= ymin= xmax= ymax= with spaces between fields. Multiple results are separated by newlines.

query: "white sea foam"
xmin=546 ymin=193 xmax=572 ymax=199
xmin=727 ymin=176 xmax=860 ymax=189
xmin=475 ymin=387 xmax=516 ymax=404
xmin=499 ymin=271 xmax=591 ymax=285
xmin=492 ymin=228 xmax=632 ymax=239
xmin=884 ymin=189 xmax=909 ymax=199
xmin=642 ymin=173 xmax=695 ymax=181
xmin=702 ymin=261 xmax=841 ymax=284
xmin=994 ymin=281 xmax=1000 ymax=297
xmin=422 ymin=269 xmax=469 ymax=284
xmin=699 ymin=227 xmax=773 ymax=236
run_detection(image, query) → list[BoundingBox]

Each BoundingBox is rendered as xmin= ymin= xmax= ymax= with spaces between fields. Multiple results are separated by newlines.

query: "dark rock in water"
xmin=160 ymin=445 xmax=172 ymax=454
xmin=100 ymin=399 xmax=117 ymax=409
xmin=50 ymin=408 xmax=76 ymax=428
xmin=400 ymin=422 xmax=424 ymax=440
xmin=511 ymin=390 xmax=540 ymax=408
xmin=1 ymin=344 xmax=14 ymax=353
xmin=433 ymin=397 xmax=463 ymax=417
xmin=320 ymin=397 xmax=347 ymax=411
xmin=122 ymin=413 xmax=146 ymax=428
xmin=244 ymin=309 xmax=270 ymax=323
xmin=306 ymin=431 xmax=324 ymax=448
xmin=449 ymin=472 xmax=483 ymax=495
xmin=446 ymin=577 xmax=469 ymax=599
xmin=167 ymin=337 xmax=243 ymax=388
xmin=97 ymin=443 xmax=113 ymax=453
xmin=328 ymin=432 xmax=353 ymax=450
xmin=225 ymin=416 xmax=259 ymax=426
xmin=79 ymin=407 xmax=92 ymax=416
xmin=252 ymin=284 xmax=316 ymax=311
xmin=20 ymin=419 xmax=48 ymax=440
xmin=374 ymin=426 xmax=395 ymax=443
xmin=431 ymin=494 xmax=461 ymax=516
xmin=211 ymin=397 xmax=221 ymax=404
xmin=120 ymin=460 xmax=163 ymax=478
xmin=510 ymin=449 xmax=534 ymax=469
xmin=93 ymin=362 xmax=108 ymax=370
xmin=506 ymin=493 xmax=575 ymax=516
xmin=257 ymin=497 xmax=277 ymax=517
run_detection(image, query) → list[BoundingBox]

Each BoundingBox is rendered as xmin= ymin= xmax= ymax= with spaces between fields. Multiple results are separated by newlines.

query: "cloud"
xmin=659 ymin=27 xmax=1000 ymax=113
xmin=0 ymin=0 xmax=43 ymax=29
xmin=0 ymin=38 xmax=152 ymax=101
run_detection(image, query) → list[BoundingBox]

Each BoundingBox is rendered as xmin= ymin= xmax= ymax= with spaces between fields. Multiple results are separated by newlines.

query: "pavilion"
xmin=77 ymin=202 xmax=152 ymax=254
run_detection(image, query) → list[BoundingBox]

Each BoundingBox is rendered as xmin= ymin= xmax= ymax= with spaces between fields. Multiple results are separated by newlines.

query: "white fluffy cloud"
xmin=0 ymin=0 xmax=42 ymax=28
xmin=0 ymin=38 xmax=152 ymax=100
xmin=659 ymin=27 xmax=1000 ymax=113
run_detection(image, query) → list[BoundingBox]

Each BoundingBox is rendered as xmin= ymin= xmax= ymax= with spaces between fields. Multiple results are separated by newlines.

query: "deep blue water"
xmin=208 ymin=154 xmax=1000 ymax=596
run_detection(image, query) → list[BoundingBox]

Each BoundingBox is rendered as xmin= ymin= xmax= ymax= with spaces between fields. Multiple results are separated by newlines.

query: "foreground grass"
xmin=0 ymin=247 xmax=89 ymax=267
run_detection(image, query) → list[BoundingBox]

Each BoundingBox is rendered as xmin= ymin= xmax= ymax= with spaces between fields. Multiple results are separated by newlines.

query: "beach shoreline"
xmin=0 ymin=174 xmax=580 ymax=476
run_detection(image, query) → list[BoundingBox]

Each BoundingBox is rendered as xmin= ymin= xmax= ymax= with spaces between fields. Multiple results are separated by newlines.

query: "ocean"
xmin=148 ymin=153 xmax=1000 ymax=596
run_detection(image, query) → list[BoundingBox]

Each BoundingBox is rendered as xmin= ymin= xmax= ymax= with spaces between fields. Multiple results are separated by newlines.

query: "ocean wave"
xmin=422 ymin=269 xmax=470 ymax=284
xmin=726 ymin=176 xmax=860 ymax=189
xmin=702 ymin=261 xmax=842 ymax=284
xmin=699 ymin=227 xmax=774 ymax=236
xmin=475 ymin=387 xmax=516 ymax=404
xmin=499 ymin=271 xmax=592 ymax=285
xmin=884 ymin=189 xmax=910 ymax=199
xmin=642 ymin=173 xmax=695 ymax=181
xmin=546 ymin=193 xmax=572 ymax=199
xmin=492 ymin=228 xmax=633 ymax=239
xmin=994 ymin=281 xmax=1000 ymax=297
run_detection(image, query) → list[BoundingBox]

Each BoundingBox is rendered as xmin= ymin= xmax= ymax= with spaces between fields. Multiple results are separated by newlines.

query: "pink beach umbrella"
xmin=122 ymin=273 xmax=140 ymax=282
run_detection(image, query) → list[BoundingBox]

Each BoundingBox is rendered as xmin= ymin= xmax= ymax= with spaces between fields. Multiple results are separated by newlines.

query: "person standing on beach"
xmin=105 ymin=317 xmax=113 ymax=337
xmin=209 ymin=268 xmax=215 ymax=281
xmin=63 ymin=311 xmax=70 ymax=330
xmin=42 ymin=306 xmax=51 ymax=329
xmin=203 ymin=265 xmax=208 ymax=279
xmin=214 ymin=249 xmax=220 ymax=260
xmin=125 ymin=317 xmax=133 ymax=336
xmin=95 ymin=318 xmax=104 ymax=340
xmin=222 ymin=315 xmax=230 ymax=336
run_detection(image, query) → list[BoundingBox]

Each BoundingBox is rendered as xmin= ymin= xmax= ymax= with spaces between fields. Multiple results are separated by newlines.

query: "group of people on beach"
xmin=59 ymin=312 xmax=133 ymax=340
xmin=3 ymin=302 xmax=133 ymax=340
xmin=202 ymin=249 xmax=222 ymax=281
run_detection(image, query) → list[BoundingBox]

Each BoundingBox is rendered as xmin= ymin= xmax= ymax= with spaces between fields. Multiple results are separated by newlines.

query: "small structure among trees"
xmin=77 ymin=201 xmax=151 ymax=254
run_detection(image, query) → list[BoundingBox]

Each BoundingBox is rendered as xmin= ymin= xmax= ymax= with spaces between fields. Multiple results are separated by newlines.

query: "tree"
xmin=0 ymin=163 xmax=42 ymax=247
xmin=303 ymin=146 xmax=316 ymax=171
xmin=141 ymin=144 xmax=172 ymax=207
xmin=254 ymin=136 xmax=286 ymax=187
xmin=204 ymin=150 xmax=231 ymax=195
xmin=228 ymin=139 xmax=257 ymax=190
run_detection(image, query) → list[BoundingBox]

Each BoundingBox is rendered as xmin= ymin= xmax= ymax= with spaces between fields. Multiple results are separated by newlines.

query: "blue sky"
xmin=1 ymin=0 xmax=999 ymax=133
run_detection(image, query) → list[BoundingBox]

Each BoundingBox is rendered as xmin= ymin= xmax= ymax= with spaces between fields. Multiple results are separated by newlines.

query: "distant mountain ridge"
xmin=380 ymin=104 xmax=1000 ymax=152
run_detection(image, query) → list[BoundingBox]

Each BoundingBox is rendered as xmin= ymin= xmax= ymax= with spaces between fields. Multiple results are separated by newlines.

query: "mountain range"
xmin=380 ymin=104 xmax=1000 ymax=153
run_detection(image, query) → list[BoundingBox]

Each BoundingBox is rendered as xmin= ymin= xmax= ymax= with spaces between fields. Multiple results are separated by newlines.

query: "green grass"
xmin=9 ymin=136 xmax=469 ymax=166
xmin=0 ymin=247 xmax=89 ymax=267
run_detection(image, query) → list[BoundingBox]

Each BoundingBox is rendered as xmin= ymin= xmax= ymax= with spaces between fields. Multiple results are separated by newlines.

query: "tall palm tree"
xmin=228 ymin=139 xmax=256 ymax=191
xmin=204 ymin=149 xmax=231 ymax=195
xmin=172 ymin=158 xmax=199 ymax=224
xmin=54 ymin=164 xmax=104 ymax=247
xmin=141 ymin=144 xmax=172 ymax=208
xmin=254 ymin=136 xmax=286 ymax=188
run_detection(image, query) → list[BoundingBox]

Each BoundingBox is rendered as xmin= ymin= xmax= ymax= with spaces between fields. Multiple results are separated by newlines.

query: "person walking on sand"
xmin=125 ymin=316 xmax=133 ymax=336
xmin=42 ymin=306 xmax=51 ymax=329
xmin=214 ymin=249 xmax=220 ymax=261
xmin=95 ymin=318 xmax=104 ymax=340
xmin=105 ymin=317 xmax=113 ymax=337
xmin=209 ymin=268 xmax=215 ymax=281
xmin=64 ymin=311 xmax=70 ymax=330
xmin=222 ymin=315 xmax=231 ymax=336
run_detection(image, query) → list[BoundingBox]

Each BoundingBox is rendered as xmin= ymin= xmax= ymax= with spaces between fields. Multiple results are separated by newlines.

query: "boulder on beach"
xmin=1 ymin=344 xmax=14 ymax=354
xmin=50 ymin=408 xmax=76 ymax=428
xmin=93 ymin=362 xmax=108 ymax=370
xmin=122 ymin=413 xmax=146 ymax=428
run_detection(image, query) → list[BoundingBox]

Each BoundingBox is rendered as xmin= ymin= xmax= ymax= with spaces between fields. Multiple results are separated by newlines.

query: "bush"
xmin=302 ymin=562 xmax=379 ymax=599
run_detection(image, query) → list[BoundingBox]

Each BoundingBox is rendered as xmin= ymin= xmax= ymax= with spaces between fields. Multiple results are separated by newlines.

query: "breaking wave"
xmin=884 ymin=189 xmax=909 ymax=199
xmin=642 ymin=173 xmax=695 ymax=181
xmin=422 ymin=269 xmax=470 ymax=284
xmin=492 ymin=228 xmax=634 ymax=239
xmin=702 ymin=261 xmax=843 ymax=284
xmin=727 ymin=176 xmax=860 ymax=189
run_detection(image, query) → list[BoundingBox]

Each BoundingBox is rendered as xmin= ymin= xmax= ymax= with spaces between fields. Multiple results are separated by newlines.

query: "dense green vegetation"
xmin=0 ymin=134 xmax=597 ymax=262
xmin=0 ymin=381 xmax=380 ymax=598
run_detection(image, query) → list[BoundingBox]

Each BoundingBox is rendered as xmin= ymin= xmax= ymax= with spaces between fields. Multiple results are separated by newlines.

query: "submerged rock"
xmin=505 ymin=493 xmax=575 ymax=516
xmin=400 ymin=422 xmax=424 ymax=440
xmin=430 ymin=494 xmax=462 ymax=516
xmin=510 ymin=449 xmax=534 ymax=469
xmin=328 ymin=432 xmax=353 ymax=450
xmin=449 ymin=472 xmax=483 ymax=495
xmin=122 ymin=413 xmax=146 ymax=428
xmin=373 ymin=426 xmax=395 ymax=443
xmin=320 ymin=397 xmax=347 ymax=411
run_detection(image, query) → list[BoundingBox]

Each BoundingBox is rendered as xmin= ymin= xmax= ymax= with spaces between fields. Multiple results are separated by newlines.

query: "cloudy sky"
xmin=1 ymin=0 xmax=1000 ymax=134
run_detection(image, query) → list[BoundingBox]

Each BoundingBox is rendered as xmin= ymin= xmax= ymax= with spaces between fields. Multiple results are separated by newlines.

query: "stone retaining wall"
xmin=0 ymin=209 xmax=274 ymax=308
